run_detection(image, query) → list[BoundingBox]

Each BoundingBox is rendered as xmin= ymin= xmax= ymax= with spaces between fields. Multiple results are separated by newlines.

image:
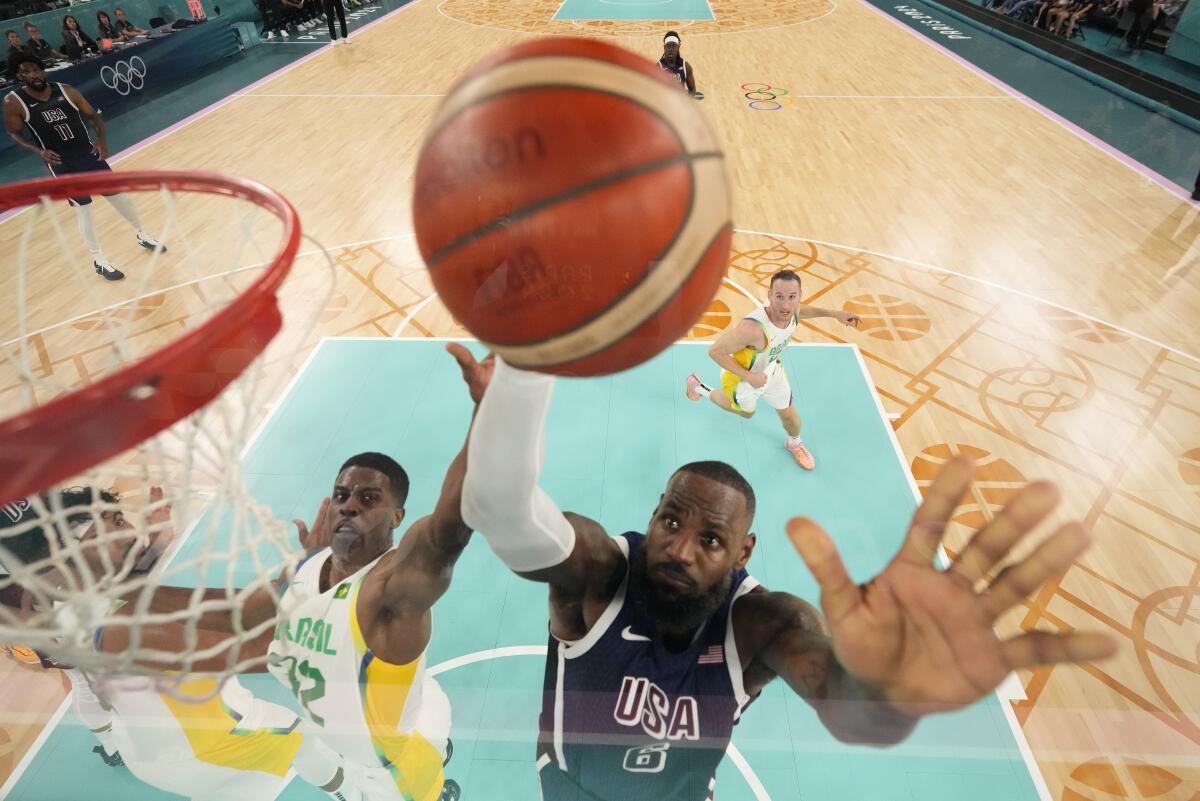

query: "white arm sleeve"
xmin=461 ymin=357 xmax=577 ymax=572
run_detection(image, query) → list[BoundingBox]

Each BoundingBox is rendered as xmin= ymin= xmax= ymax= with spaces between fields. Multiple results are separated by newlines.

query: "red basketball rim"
xmin=0 ymin=170 xmax=301 ymax=506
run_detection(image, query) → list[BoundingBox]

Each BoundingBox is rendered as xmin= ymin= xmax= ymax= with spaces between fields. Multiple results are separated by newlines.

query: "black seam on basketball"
xmin=424 ymin=150 xmax=723 ymax=268
xmin=504 ymin=223 xmax=733 ymax=369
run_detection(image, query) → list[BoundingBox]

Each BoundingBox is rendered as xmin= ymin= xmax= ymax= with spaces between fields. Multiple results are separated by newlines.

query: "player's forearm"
xmin=795 ymin=304 xmax=838 ymax=319
xmin=130 ymin=585 xmax=277 ymax=633
xmin=709 ymin=348 xmax=752 ymax=380
xmin=810 ymin=657 xmax=918 ymax=745
xmin=461 ymin=358 xmax=576 ymax=573
xmin=88 ymin=114 xmax=107 ymax=149
xmin=428 ymin=439 xmax=473 ymax=560
xmin=8 ymin=130 xmax=43 ymax=156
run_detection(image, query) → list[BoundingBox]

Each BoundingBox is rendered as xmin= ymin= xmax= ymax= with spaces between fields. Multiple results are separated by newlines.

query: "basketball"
xmin=411 ymin=37 xmax=732 ymax=376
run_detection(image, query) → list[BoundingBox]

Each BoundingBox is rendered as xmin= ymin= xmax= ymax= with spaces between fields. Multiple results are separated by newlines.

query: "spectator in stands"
xmin=24 ymin=21 xmax=64 ymax=61
xmin=1125 ymin=0 xmax=1157 ymax=46
xmin=257 ymin=0 xmax=289 ymax=39
xmin=5 ymin=29 xmax=30 ymax=78
xmin=1048 ymin=0 xmax=1093 ymax=35
xmin=1135 ymin=0 xmax=1184 ymax=44
xmin=1003 ymin=0 xmax=1045 ymax=20
xmin=96 ymin=10 xmax=126 ymax=41
xmin=5 ymin=29 xmax=29 ymax=61
xmin=60 ymin=14 xmax=99 ymax=60
xmin=114 ymin=8 xmax=148 ymax=36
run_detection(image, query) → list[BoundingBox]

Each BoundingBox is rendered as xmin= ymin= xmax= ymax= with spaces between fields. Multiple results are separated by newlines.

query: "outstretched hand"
xmin=788 ymin=455 xmax=1117 ymax=717
xmin=446 ymin=343 xmax=495 ymax=404
xmin=294 ymin=496 xmax=331 ymax=551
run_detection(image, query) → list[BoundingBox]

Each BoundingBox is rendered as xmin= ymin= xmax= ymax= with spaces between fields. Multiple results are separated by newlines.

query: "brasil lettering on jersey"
xmin=276 ymin=615 xmax=338 ymax=656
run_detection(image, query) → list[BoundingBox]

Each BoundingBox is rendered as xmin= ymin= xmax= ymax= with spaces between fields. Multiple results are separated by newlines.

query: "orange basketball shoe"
xmin=785 ymin=438 xmax=815 ymax=470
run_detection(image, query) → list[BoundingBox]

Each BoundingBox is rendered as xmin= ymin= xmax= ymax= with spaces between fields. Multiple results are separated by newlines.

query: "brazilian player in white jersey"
xmin=131 ymin=343 xmax=494 ymax=801
xmin=686 ymin=269 xmax=860 ymax=470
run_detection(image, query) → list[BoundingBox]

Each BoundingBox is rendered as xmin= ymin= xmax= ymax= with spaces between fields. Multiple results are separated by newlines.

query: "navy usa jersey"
xmin=537 ymin=532 xmax=759 ymax=801
xmin=7 ymin=83 xmax=93 ymax=155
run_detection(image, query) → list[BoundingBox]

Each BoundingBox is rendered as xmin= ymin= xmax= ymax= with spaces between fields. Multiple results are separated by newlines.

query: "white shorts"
xmin=98 ymin=675 xmax=301 ymax=801
xmin=335 ymin=676 xmax=454 ymax=801
xmin=722 ymin=361 xmax=792 ymax=413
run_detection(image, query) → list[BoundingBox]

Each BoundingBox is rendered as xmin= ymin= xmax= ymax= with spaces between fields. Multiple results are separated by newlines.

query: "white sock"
xmin=103 ymin=193 xmax=147 ymax=237
xmin=293 ymin=733 xmax=362 ymax=801
xmin=787 ymin=434 xmax=803 ymax=446
xmin=66 ymin=669 xmax=118 ymax=754
xmin=73 ymin=203 xmax=104 ymax=261
xmin=694 ymin=381 xmax=712 ymax=397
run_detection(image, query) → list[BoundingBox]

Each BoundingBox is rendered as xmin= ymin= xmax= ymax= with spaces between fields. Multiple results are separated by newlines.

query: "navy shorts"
xmin=47 ymin=150 xmax=113 ymax=205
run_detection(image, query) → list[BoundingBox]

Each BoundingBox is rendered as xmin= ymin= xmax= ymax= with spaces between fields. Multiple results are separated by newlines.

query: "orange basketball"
xmin=411 ymin=37 xmax=732 ymax=376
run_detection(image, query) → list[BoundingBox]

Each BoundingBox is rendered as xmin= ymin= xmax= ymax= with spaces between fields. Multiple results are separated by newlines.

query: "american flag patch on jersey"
xmin=697 ymin=645 xmax=724 ymax=664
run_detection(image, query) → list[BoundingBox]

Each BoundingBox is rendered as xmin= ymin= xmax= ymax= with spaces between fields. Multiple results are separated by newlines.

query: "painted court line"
xmin=737 ymin=226 xmax=1200 ymax=365
xmin=856 ymin=0 xmax=1192 ymax=199
xmin=847 ymin=343 xmax=1053 ymax=801
xmin=0 ymin=697 xmax=70 ymax=801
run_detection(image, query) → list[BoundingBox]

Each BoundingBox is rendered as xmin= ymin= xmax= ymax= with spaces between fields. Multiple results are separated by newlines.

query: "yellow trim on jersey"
xmin=348 ymin=580 xmax=445 ymax=801
xmin=158 ymin=678 xmax=301 ymax=776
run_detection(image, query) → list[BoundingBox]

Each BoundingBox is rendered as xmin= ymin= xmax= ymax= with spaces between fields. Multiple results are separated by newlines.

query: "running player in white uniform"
xmin=685 ymin=269 xmax=860 ymax=470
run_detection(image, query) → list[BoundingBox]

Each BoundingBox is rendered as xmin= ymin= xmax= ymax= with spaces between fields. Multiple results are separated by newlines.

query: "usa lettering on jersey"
xmin=2 ymin=499 xmax=31 ymax=524
xmin=612 ymin=676 xmax=700 ymax=741
xmin=40 ymin=107 xmax=67 ymax=124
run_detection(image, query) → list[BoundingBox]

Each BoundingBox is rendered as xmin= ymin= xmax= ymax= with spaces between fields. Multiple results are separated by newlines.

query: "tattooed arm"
xmin=733 ymin=589 xmax=918 ymax=746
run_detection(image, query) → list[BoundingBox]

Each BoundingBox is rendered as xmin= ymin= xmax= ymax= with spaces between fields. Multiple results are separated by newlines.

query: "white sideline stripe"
xmin=391 ymin=293 xmax=440 ymax=337
xmin=0 ymin=696 xmax=70 ymax=801
xmin=847 ymin=344 xmax=1052 ymax=801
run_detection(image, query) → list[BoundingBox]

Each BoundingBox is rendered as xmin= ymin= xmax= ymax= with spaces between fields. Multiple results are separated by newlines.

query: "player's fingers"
xmin=949 ymin=481 xmax=1059 ymax=586
xmin=787 ymin=517 xmax=861 ymax=623
xmin=982 ymin=523 xmax=1090 ymax=618
xmin=445 ymin=342 xmax=475 ymax=369
xmin=1000 ymin=630 xmax=1117 ymax=671
xmin=292 ymin=518 xmax=310 ymax=546
xmin=896 ymin=454 xmax=974 ymax=566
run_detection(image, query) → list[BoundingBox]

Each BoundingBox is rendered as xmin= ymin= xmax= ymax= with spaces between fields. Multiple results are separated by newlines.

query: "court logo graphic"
xmin=100 ymin=56 xmax=147 ymax=96
xmin=741 ymin=83 xmax=793 ymax=111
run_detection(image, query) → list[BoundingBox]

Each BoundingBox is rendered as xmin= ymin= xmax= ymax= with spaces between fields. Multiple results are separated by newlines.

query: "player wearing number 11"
xmin=3 ymin=55 xmax=166 ymax=281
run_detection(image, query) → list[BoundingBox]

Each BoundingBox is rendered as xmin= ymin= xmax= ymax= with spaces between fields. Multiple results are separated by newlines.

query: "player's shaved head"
xmin=673 ymin=461 xmax=755 ymax=521
xmin=340 ymin=452 xmax=409 ymax=506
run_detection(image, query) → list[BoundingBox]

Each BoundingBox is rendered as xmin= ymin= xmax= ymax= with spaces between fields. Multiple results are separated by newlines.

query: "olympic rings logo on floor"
xmin=741 ymin=83 xmax=792 ymax=111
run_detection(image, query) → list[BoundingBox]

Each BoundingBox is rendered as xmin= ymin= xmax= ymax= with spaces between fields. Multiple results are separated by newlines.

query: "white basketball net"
xmin=0 ymin=177 xmax=334 ymax=690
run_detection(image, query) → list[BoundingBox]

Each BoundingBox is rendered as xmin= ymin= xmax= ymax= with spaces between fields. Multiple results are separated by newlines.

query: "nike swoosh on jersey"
xmin=620 ymin=626 xmax=651 ymax=642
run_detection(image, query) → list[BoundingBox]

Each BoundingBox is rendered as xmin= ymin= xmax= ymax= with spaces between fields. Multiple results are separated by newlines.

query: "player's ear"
xmin=734 ymin=531 xmax=756 ymax=570
xmin=390 ymin=507 xmax=405 ymax=529
xmin=648 ymin=493 xmax=665 ymax=522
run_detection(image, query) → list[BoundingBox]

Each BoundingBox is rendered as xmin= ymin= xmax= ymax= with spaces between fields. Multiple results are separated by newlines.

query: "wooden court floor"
xmin=1 ymin=0 xmax=1198 ymax=798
